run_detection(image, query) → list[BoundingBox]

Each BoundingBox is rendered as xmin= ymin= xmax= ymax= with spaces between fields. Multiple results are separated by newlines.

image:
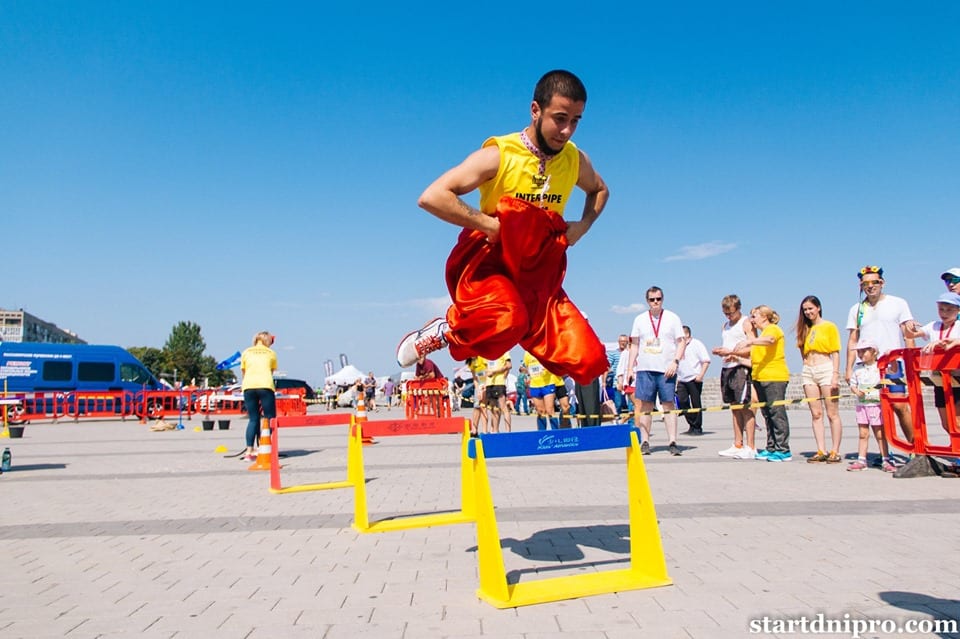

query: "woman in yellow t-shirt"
xmin=795 ymin=295 xmax=843 ymax=463
xmin=739 ymin=306 xmax=791 ymax=462
xmin=240 ymin=331 xmax=278 ymax=461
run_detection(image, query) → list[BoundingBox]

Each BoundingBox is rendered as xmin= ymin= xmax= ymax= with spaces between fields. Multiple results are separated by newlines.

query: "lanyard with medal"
xmin=645 ymin=311 xmax=663 ymax=353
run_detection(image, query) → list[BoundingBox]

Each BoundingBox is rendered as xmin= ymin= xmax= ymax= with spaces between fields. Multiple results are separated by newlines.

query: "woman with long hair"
xmin=795 ymin=296 xmax=843 ymax=463
xmin=739 ymin=306 xmax=792 ymax=462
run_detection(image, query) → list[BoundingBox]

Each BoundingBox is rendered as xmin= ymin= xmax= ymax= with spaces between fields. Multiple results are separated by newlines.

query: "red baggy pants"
xmin=443 ymin=196 xmax=607 ymax=385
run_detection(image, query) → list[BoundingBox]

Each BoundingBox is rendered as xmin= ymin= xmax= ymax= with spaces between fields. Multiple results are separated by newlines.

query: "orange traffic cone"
xmin=248 ymin=417 xmax=274 ymax=471
xmin=356 ymin=400 xmax=376 ymax=445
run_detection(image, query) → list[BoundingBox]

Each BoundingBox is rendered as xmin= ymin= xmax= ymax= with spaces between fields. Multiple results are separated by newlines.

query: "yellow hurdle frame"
xmin=471 ymin=428 xmax=672 ymax=608
xmin=268 ymin=414 xmax=358 ymax=494
xmin=350 ymin=418 xmax=475 ymax=534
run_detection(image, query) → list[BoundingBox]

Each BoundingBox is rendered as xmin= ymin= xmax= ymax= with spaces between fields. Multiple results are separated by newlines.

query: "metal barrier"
xmin=404 ymin=379 xmax=452 ymax=419
xmin=880 ymin=346 xmax=960 ymax=457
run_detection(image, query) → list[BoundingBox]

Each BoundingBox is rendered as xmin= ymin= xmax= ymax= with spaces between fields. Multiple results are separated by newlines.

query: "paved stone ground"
xmin=2 ymin=406 xmax=959 ymax=638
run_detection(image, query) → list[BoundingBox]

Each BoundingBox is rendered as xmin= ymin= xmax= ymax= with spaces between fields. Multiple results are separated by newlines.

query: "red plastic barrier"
xmin=404 ymin=379 xmax=451 ymax=420
xmin=276 ymin=388 xmax=307 ymax=417
xmin=879 ymin=346 xmax=960 ymax=456
xmin=4 ymin=392 xmax=69 ymax=423
xmin=134 ymin=390 xmax=198 ymax=421
xmin=193 ymin=389 xmax=245 ymax=417
xmin=360 ymin=416 xmax=467 ymax=438
xmin=69 ymin=391 xmax=128 ymax=421
xmin=274 ymin=413 xmax=354 ymax=429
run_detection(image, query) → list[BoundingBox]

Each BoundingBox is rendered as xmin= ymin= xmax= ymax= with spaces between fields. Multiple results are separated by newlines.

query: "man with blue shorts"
xmin=523 ymin=351 xmax=559 ymax=430
xmin=845 ymin=266 xmax=920 ymax=454
xmin=627 ymin=286 xmax=686 ymax=456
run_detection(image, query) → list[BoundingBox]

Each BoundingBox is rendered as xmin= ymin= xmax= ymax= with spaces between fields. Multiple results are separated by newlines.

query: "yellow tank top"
xmin=478 ymin=133 xmax=579 ymax=216
xmin=523 ymin=352 xmax=553 ymax=388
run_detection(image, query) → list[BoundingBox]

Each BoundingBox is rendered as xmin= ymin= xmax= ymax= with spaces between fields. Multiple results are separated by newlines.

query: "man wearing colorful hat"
xmin=845 ymin=265 xmax=920 ymax=446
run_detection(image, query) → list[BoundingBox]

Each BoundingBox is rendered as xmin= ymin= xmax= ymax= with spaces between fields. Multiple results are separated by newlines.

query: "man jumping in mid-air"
xmin=396 ymin=69 xmax=609 ymax=385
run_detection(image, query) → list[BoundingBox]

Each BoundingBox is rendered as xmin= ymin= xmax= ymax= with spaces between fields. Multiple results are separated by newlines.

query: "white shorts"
xmin=801 ymin=361 xmax=835 ymax=387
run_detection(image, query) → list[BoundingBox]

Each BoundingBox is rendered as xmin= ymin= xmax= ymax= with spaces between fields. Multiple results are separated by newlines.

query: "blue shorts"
xmin=884 ymin=360 xmax=906 ymax=394
xmin=529 ymin=385 xmax=556 ymax=399
xmin=634 ymin=371 xmax=677 ymax=405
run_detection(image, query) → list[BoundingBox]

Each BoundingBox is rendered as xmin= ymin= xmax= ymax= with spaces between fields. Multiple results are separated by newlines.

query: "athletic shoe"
xmin=718 ymin=445 xmax=742 ymax=457
xmin=396 ymin=317 xmax=449 ymax=367
xmin=683 ymin=428 xmax=703 ymax=436
xmin=732 ymin=446 xmax=756 ymax=460
xmin=755 ymin=449 xmax=773 ymax=461
xmin=847 ymin=459 xmax=867 ymax=472
xmin=767 ymin=451 xmax=793 ymax=462
xmin=669 ymin=442 xmax=681 ymax=456
xmin=641 ymin=441 xmax=651 ymax=455
xmin=882 ymin=460 xmax=897 ymax=473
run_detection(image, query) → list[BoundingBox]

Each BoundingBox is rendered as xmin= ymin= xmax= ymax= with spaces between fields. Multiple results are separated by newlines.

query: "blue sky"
xmin=2 ymin=2 xmax=958 ymax=385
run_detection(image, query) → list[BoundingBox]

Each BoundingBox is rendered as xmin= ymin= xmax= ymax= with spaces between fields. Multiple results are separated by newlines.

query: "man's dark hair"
xmin=533 ymin=70 xmax=587 ymax=107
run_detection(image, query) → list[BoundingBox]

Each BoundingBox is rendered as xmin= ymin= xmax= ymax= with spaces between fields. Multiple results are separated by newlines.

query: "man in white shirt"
xmin=712 ymin=294 xmax=757 ymax=459
xmin=627 ymin=286 xmax=686 ymax=456
xmin=845 ymin=265 xmax=920 ymax=446
xmin=676 ymin=326 xmax=711 ymax=436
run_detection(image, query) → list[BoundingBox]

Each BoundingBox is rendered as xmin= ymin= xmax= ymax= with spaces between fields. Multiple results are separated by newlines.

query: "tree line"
xmin=128 ymin=321 xmax=236 ymax=388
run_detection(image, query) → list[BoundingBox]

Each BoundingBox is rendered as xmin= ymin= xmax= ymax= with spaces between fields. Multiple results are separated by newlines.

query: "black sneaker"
xmin=641 ymin=440 xmax=650 ymax=455
xmin=683 ymin=428 xmax=703 ymax=436
xmin=669 ymin=442 xmax=681 ymax=456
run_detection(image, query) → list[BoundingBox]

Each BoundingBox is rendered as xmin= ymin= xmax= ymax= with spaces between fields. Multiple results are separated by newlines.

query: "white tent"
xmin=325 ymin=364 xmax=366 ymax=386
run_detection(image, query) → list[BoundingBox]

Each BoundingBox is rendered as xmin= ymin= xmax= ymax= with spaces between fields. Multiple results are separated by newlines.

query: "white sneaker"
xmin=732 ymin=446 xmax=756 ymax=460
xmin=718 ymin=445 xmax=742 ymax=457
xmin=397 ymin=317 xmax=449 ymax=367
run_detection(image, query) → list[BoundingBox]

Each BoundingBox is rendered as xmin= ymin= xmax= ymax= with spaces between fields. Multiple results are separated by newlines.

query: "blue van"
xmin=0 ymin=342 xmax=162 ymax=394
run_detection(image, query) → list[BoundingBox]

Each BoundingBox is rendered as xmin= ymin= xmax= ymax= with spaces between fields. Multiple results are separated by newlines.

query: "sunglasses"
xmin=860 ymin=280 xmax=882 ymax=288
xmin=947 ymin=277 xmax=960 ymax=285
xmin=647 ymin=296 xmax=662 ymax=302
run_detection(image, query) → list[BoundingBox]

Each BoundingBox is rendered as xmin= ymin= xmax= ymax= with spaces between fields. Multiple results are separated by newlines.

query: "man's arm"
xmin=565 ymin=150 xmax=609 ymax=246
xmin=697 ymin=343 xmax=711 ymax=381
xmin=627 ymin=341 xmax=639 ymax=377
xmin=667 ymin=335 xmax=686 ymax=379
xmin=418 ymin=146 xmax=502 ymax=241
xmin=900 ymin=320 xmax=918 ymax=348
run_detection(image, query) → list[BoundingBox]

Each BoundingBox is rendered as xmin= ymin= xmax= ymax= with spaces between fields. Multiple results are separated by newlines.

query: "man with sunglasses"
xmin=627 ymin=286 xmax=686 ymax=455
xmin=941 ymin=268 xmax=960 ymax=295
xmin=845 ymin=266 xmax=920 ymax=448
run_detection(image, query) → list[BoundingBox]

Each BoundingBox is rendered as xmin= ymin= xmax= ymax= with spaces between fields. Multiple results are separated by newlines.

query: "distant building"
xmin=0 ymin=308 xmax=85 ymax=344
